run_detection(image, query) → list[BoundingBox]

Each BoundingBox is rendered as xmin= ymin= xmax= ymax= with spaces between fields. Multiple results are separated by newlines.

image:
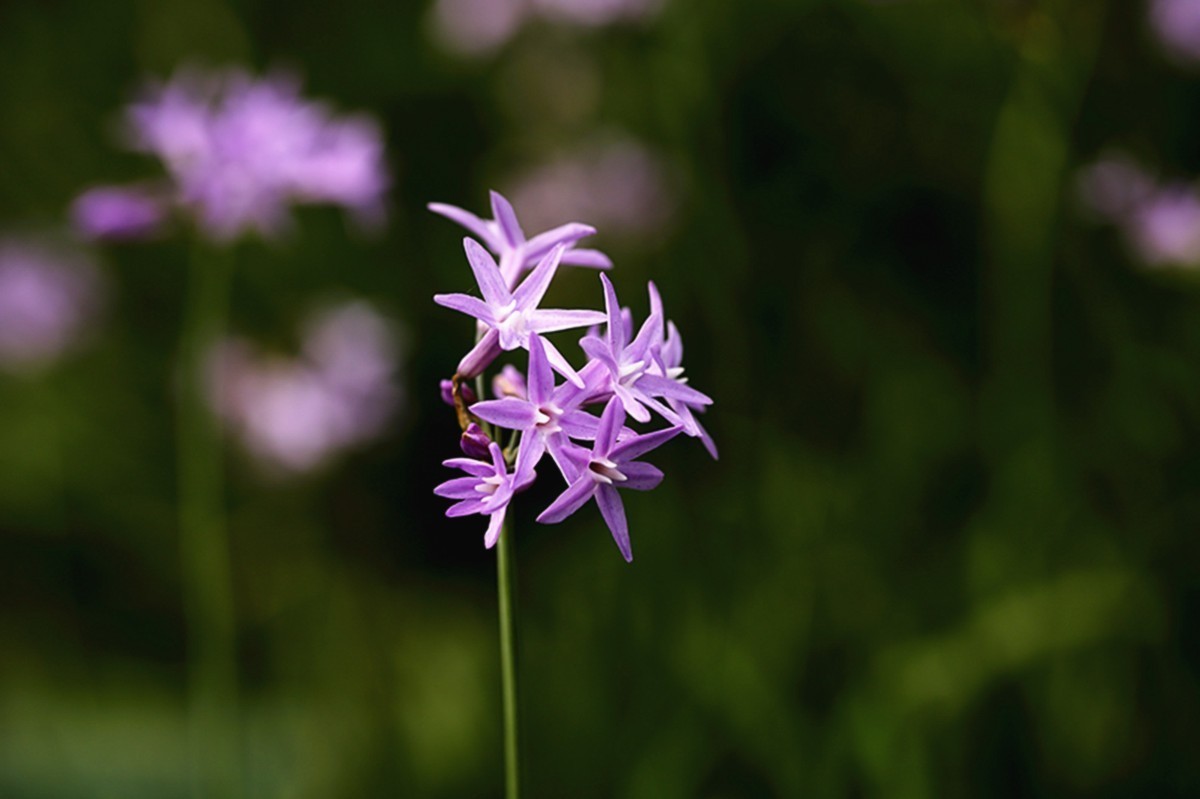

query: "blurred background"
xmin=3 ymin=0 xmax=1200 ymax=796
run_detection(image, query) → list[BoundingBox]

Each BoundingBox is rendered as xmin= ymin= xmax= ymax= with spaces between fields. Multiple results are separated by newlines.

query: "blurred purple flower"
xmin=208 ymin=300 xmax=401 ymax=473
xmin=533 ymin=0 xmax=663 ymax=26
xmin=1150 ymin=0 xmax=1200 ymax=63
xmin=1079 ymin=153 xmax=1200 ymax=268
xmin=71 ymin=185 xmax=169 ymax=241
xmin=1128 ymin=187 xmax=1200 ymax=266
xmin=78 ymin=67 xmax=389 ymax=243
xmin=431 ymin=0 xmax=527 ymax=56
xmin=0 ymin=241 xmax=103 ymax=373
xmin=430 ymin=0 xmax=663 ymax=56
xmin=506 ymin=139 xmax=673 ymax=239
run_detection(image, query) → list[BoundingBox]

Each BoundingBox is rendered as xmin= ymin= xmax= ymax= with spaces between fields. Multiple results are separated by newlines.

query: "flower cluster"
xmin=72 ymin=67 xmax=388 ymax=243
xmin=207 ymin=300 xmax=402 ymax=474
xmin=432 ymin=191 xmax=714 ymax=561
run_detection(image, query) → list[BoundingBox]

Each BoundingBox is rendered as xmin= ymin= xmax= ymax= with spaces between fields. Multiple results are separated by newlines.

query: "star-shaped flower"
xmin=429 ymin=190 xmax=611 ymax=287
xmin=646 ymin=282 xmax=718 ymax=459
xmin=434 ymin=238 xmax=606 ymax=384
xmin=580 ymin=273 xmax=712 ymax=423
xmin=536 ymin=397 xmax=680 ymax=562
xmin=435 ymin=440 xmax=522 ymax=549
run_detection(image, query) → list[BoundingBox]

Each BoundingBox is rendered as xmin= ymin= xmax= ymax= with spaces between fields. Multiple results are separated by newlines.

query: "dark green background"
xmin=2 ymin=0 xmax=1200 ymax=796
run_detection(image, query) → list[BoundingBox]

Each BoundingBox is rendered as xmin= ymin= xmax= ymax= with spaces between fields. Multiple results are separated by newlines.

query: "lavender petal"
xmin=471 ymin=397 xmax=539 ymax=430
xmin=595 ymin=484 xmax=632 ymax=563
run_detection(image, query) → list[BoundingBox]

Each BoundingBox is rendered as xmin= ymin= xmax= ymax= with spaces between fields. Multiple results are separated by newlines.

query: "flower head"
xmin=429 ymin=190 xmax=611 ymax=287
xmin=435 ymin=441 xmax=522 ymax=548
xmin=536 ymin=397 xmax=680 ymax=562
xmin=0 ymin=240 xmax=103 ymax=373
xmin=77 ymin=67 xmax=389 ymax=243
xmin=208 ymin=300 xmax=401 ymax=473
xmin=434 ymin=238 xmax=606 ymax=383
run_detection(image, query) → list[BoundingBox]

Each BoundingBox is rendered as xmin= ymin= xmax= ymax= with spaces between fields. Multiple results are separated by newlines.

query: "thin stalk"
xmin=177 ymin=244 xmax=240 ymax=799
xmin=496 ymin=520 xmax=520 ymax=799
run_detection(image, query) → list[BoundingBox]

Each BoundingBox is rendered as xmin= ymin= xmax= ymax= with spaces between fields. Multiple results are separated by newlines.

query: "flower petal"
xmin=635 ymin=374 xmax=713 ymax=405
xmin=619 ymin=460 xmax=664 ymax=491
xmin=442 ymin=457 xmax=493 ymax=477
xmin=537 ymin=476 xmax=597 ymax=524
xmin=596 ymin=397 xmax=625 ymax=456
xmin=447 ymin=498 xmax=488 ymax=517
xmin=627 ymin=310 xmax=663 ymax=363
xmin=490 ymin=190 xmax=525 ymax=248
xmin=471 ymin=397 xmax=538 ymax=430
xmin=542 ymin=337 xmax=586 ymax=388
xmin=434 ymin=292 xmax=496 ymax=324
xmin=595 ymin=484 xmax=632 ymax=562
xmin=484 ymin=507 xmax=508 ymax=549
xmin=457 ymin=328 xmax=502 ymax=378
xmin=561 ymin=248 xmax=612 ymax=270
xmin=599 ymin=273 xmax=626 ymax=353
xmin=513 ymin=244 xmax=564 ymax=311
xmin=614 ymin=384 xmax=652 ymax=423
xmin=524 ymin=223 xmax=596 ymax=262
xmin=463 ymin=237 xmax=511 ymax=307
xmin=580 ymin=335 xmax=618 ymax=373
xmin=559 ymin=409 xmax=601 ymax=439
xmin=547 ymin=433 xmax=587 ymax=483
xmin=528 ymin=308 xmax=608 ymax=335
xmin=434 ymin=476 xmax=483 ymax=499
xmin=428 ymin=202 xmax=500 ymax=250
xmin=514 ymin=432 xmax=546 ymax=486
xmin=526 ymin=332 xmax=554 ymax=405
xmin=611 ymin=424 xmax=682 ymax=463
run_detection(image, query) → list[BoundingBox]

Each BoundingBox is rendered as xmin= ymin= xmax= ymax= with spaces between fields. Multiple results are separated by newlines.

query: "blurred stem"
xmin=177 ymin=244 xmax=240 ymax=799
xmin=496 ymin=520 xmax=520 ymax=799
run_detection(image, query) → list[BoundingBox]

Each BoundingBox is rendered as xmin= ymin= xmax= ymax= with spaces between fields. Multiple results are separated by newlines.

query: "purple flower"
xmin=0 ymin=241 xmax=103 ymax=373
xmin=580 ymin=273 xmax=712 ymax=423
xmin=429 ymin=190 xmax=611 ymax=287
xmin=434 ymin=238 xmax=606 ymax=383
xmin=1128 ymin=187 xmax=1200 ymax=267
xmin=505 ymin=139 xmax=673 ymax=240
xmin=71 ymin=185 xmax=169 ymax=241
xmin=435 ymin=441 xmax=521 ymax=548
xmin=536 ymin=397 xmax=680 ymax=562
xmin=430 ymin=0 xmax=527 ymax=56
xmin=207 ymin=300 xmax=401 ymax=473
xmin=80 ymin=67 xmax=389 ymax=243
xmin=1077 ymin=154 xmax=1200 ymax=269
xmin=493 ymin=364 xmax=528 ymax=399
xmin=471 ymin=332 xmax=606 ymax=482
xmin=1150 ymin=0 xmax=1200 ymax=64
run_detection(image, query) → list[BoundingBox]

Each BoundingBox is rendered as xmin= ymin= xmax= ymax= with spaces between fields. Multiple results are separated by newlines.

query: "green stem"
xmin=496 ymin=521 xmax=520 ymax=799
xmin=177 ymin=244 xmax=240 ymax=799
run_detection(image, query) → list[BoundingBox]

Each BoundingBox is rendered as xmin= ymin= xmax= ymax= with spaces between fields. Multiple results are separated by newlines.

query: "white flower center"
xmin=475 ymin=474 xmax=504 ymax=499
xmin=588 ymin=457 xmax=626 ymax=485
xmin=534 ymin=402 xmax=563 ymax=433
xmin=496 ymin=305 xmax=529 ymax=349
xmin=618 ymin=359 xmax=646 ymax=388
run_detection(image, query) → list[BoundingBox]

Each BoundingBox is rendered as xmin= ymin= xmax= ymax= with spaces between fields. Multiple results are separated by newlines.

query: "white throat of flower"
xmin=588 ymin=457 xmax=626 ymax=485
